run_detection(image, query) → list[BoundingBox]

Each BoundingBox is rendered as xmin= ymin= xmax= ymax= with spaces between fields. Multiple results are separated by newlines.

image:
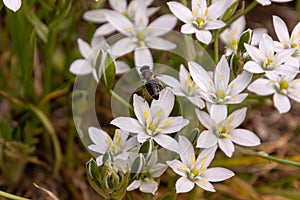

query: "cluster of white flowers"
xmin=70 ymin=0 xmax=299 ymax=197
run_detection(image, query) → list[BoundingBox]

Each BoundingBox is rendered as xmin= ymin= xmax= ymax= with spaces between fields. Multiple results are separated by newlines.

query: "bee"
xmin=139 ymin=65 xmax=160 ymax=100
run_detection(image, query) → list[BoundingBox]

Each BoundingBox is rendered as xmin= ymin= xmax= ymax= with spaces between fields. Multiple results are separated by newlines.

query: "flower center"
xmin=216 ymin=125 xmax=231 ymax=138
xmin=276 ymin=80 xmax=289 ymax=95
xmin=216 ymin=89 xmax=226 ymax=100
xmin=185 ymin=74 xmax=196 ymax=94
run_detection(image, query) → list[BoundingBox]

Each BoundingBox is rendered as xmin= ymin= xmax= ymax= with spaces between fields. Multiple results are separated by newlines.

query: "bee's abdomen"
xmin=145 ymin=80 xmax=159 ymax=100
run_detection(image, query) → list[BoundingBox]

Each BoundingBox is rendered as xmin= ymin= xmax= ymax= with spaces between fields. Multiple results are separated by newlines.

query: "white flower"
xmin=3 ymin=0 xmax=21 ymax=12
xmin=220 ymin=16 xmax=267 ymax=56
xmin=83 ymin=0 xmax=159 ymax=36
xmin=167 ymin=0 xmax=227 ymax=44
xmin=104 ymin=0 xmax=177 ymax=65
xmin=167 ymin=136 xmax=234 ymax=193
xmin=256 ymin=0 xmax=293 ymax=6
xmin=127 ymin=152 xmax=167 ymax=195
xmin=244 ymin=34 xmax=298 ymax=76
xmin=189 ymin=55 xmax=252 ymax=121
xmin=248 ymin=73 xmax=300 ymax=113
xmin=111 ymin=89 xmax=189 ymax=152
xmin=158 ymin=64 xmax=205 ymax=108
xmin=69 ymin=36 xmax=130 ymax=82
xmin=273 ymin=15 xmax=300 ymax=62
xmin=88 ymin=127 xmax=138 ymax=169
xmin=196 ymin=107 xmax=261 ymax=157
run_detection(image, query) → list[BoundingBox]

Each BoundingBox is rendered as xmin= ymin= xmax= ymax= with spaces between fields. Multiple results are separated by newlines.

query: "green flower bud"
xmin=86 ymin=158 xmax=129 ymax=200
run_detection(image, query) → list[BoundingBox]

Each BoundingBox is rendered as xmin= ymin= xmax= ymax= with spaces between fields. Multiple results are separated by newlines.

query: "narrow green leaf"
xmin=237 ymin=29 xmax=252 ymax=53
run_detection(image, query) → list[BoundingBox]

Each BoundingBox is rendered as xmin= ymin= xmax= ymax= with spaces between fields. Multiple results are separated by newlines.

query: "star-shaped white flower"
xmin=83 ymin=0 xmax=159 ymax=36
xmin=220 ymin=16 xmax=267 ymax=56
xmin=189 ymin=55 xmax=252 ymax=121
xmin=196 ymin=107 xmax=261 ymax=157
xmin=248 ymin=73 xmax=300 ymax=113
xmin=158 ymin=64 xmax=205 ymax=108
xmin=69 ymin=36 xmax=130 ymax=82
xmin=273 ymin=15 xmax=300 ymax=62
xmin=167 ymin=136 xmax=234 ymax=193
xmin=256 ymin=0 xmax=293 ymax=6
xmin=127 ymin=152 xmax=167 ymax=195
xmin=244 ymin=33 xmax=298 ymax=76
xmin=167 ymin=0 xmax=227 ymax=44
xmin=88 ymin=127 xmax=138 ymax=169
xmin=104 ymin=0 xmax=177 ymax=66
xmin=111 ymin=89 xmax=189 ymax=152
xmin=3 ymin=0 xmax=21 ymax=12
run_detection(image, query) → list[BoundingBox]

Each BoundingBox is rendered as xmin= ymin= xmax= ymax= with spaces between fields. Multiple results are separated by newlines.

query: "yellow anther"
xmin=155 ymin=109 xmax=163 ymax=119
xmin=200 ymin=177 xmax=208 ymax=185
xmin=178 ymin=165 xmax=189 ymax=171
xmin=191 ymin=155 xmax=195 ymax=166
xmin=230 ymin=82 xmax=235 ymax=89
xmin=220 ymin=74 xmax=224 ymax=81
xmin=163 ymin=120 xmax=172 ymax=126
xmin=199 ymin=167 xmax=207 ymax=175
xmin=280 ymin=80 xmax=289 ymax=90
xmin=204 ymin=8 xmax=209 ymax=17
xmin=200 ymin=156 xmax=207 ymax=164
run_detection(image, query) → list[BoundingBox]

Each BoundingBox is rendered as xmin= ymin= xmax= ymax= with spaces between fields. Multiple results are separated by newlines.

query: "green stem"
xmin=236 ymin=146 xmax=300 ymax=167
xmin=0 ymin=191 xmax=30 ymax=200
xmin=108 ymin=89 xmax=134 ymax=112
xmin=213 ymin=31 xmax=219 ymax=63
xmin=220 ymin=1 xmax=258 ymax=34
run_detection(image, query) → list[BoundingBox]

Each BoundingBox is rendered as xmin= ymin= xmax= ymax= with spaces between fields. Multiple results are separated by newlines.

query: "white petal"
xmin=150 ymin=163 xmax=168 ymax=177
xmin=256 ymin=0 xmax=271 ymax=6
xmin=83 ymin=9 xmax=109 ymax=23
xmin=110 ymin=117 xmax=144 ymax=133
xmin=194 ymin=178 xmax=215 ymax=192
xmin=188 ymin=61 xmax=212 ymax=92
xmin=225 ymin=107 xmax=247 ymax=129
xmin=157 ymin=75 xmax=181 ymax=90
xmin=111 ymin=38 xmax=136 ymax=58
xmin=105 ymin=11 xmax=134 ymax=36
xmin=77 ymin=39 xmax=91 ymax=59
xmin=154 ymin=134 xmax=178 ymax=152
xmin=176 ymin=177 xmax=195 ymax=193
xmin=209 ymin=104 xmax=227 ymax=124
xmin=88 ymin=127 xmax=109 ymax=153
xmin=151 ymin=89 xmax=174 ymax=117
xmin=251 ymin=28 xmax=268 ymax=45
xmin=69 ymin=59 xmax=93 ymax=75
xmin=127 ymin=180 xmax=141 ymax=191
xmin=229 ymin=71 xmax=253 ymax=95
xmin=94 ymin=23 xmax=116 ymax=36
xmin=178 ymin=136 xmax=194 ymax=167
xmin=247 ymin=78 xmax=275 ymax=95
xmin=260 ymin=34 xmax=274 ymax=56
xmin=273 ymin=15 xmax=290 ymax=43
xmin=226 ymin=93 xmax=248 ymax=104
xmin=4 ymin=0 xmax=21 ymax=12
xmin=137 ymin=132 xmax=151 ymax=143
xmin=202 ymin=167 xmax=234 ymax=182
xmin=196 ymin=30 xmax=212 ymax=44
xmin=134 ymin=0 xmax=148 ymax=28
xmin=167 ymin=159 xmax=187 ymax=177
xmin=196 ymin=130 xmax=218 ymax=148
xmin=188 ymin=96 xmax=205 ymax=109
xmin=133 ymin=94 xmax=150 ymax=126
xmin=115 ymin=61 xmax=130 ymax=74
xmin=147 ymin=37 xmax=177 ymax=50
xmin=160 ymin=117 xmax=189 ymax=133
xmin=244 ymin=44 xmax=265 ymax=64
xmin=140 ymin=179 xmax=158 ymax=195
xmin=230 ymin=129 xmax=261 ymax=146
xmin=147 ymin=14 xmax=177 ymax=37
xmin=207 ymin=0 xmax=227 ymax=19
xmin=218 ymin=138 xmax=235 ymax=157
xmin=96 ymin=155 xmax=104 ymax=166
xmin=214 ymin=56 xmax=230 ymax=89
xmin=243 ymin=61 xmax=265 ymax=74
xmin=205 ymin=20 xmax=226 ymax=30
xmin=181 ymin=24 xmax=198 ymax=34
xmin=109 ymin=0 xmax=127 ymax=12
xmin=167 ymin=2 xmax=193 ymax=23
xmin=134 ymin=47 xmax=153 ymax=68
xmin=195 ymin=109 xmax=214 ymax=129
xmin=273 ymin=93 xmax=291 ymax=113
